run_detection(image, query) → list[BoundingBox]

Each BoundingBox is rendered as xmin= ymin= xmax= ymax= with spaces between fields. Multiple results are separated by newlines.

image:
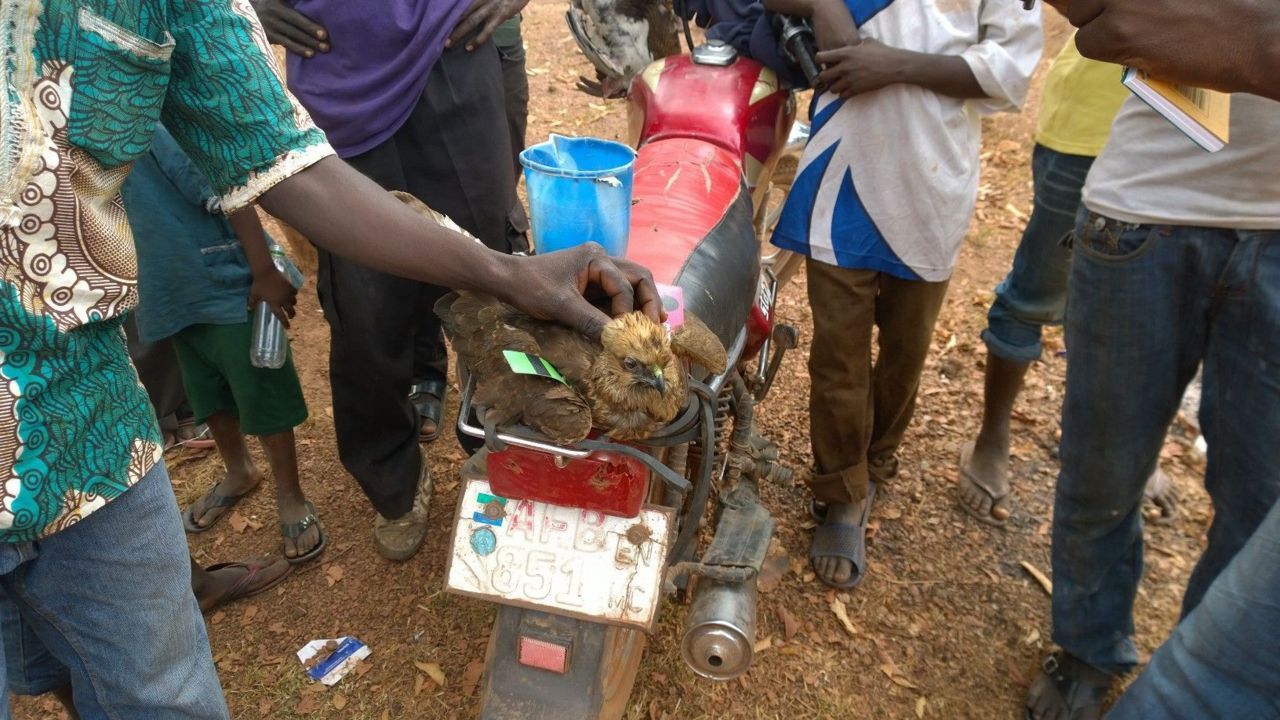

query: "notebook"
xmin=1121 ymin=68 xmax=1231 ymax=152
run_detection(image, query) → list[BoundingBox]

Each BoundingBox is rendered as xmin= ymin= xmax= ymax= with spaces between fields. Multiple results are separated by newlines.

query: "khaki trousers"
xmin=806 ymin=258 xmax=950 ymax=504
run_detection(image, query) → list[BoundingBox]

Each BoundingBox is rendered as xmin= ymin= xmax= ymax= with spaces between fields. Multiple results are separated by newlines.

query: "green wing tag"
xmin=503 ymin=350 xmax=568 ymax=385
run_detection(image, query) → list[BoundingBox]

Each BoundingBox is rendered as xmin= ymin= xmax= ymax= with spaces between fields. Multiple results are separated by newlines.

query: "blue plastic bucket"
xmin=520 ymin=134 xmax=635 ymax=257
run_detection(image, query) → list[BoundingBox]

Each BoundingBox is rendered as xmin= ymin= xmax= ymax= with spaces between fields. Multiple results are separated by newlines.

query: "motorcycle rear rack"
xmin=455 ymin=327 xmax=746 ymax=500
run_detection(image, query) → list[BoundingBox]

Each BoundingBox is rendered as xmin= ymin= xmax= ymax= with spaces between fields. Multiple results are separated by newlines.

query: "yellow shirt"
xmin=1035 ymin=36 xmax=1130 ymax=157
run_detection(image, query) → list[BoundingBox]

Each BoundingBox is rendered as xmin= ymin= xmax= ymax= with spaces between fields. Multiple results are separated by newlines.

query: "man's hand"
xmin=816 ymin=40 xmax=905 ymax=98
xmin=249 ymin=267 xmax=299 ymax=327
xmin=1055 ymin=0 xmax=1280 ymax=101
xmin=251 ymin=0 xmax=330 ymax=58
xmin=501 ymin=244 xmax=664 ymax=339
xmin=446 ymin=0 xmax=529 ymax=51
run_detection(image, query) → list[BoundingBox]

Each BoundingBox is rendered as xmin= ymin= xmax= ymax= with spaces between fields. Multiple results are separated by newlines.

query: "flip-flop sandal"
xmin=198 ymin=556 xmax=293 ymax=614
xmin=182 ymin=476 xmax=262 ymax=533
xmin=281 ymin=501 xmax=327 ymax=565
xmin=175 ymin=419 xmax=216 ymax=450
xmin=1025 ymin=651 xmax=1113 ymax=720
xmin=956 ymin=442 xmax=1010 ymax=527
xmin=809 ymin=483 xmax=877 ymax=590
xmin=410 ymin=378 xmax=448 ymax=444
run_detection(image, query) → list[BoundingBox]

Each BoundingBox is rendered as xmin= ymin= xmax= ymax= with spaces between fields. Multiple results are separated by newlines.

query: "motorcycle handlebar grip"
xmin=776 ymin=16 xmax=825 ymax=91
xmin=788 ymin=35 xmax=823 ymax=89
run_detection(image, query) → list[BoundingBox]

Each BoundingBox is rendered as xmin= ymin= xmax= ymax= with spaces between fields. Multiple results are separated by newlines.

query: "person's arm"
xmin=815 ymin=42 xmax=987 ymax=99
xmin=257 ymin=158 xmax=659 ymax=335
xmin=228 ymin=208 xmax=298 ymax=326
xmin=164 ymin=0 xmax=659 ymax=339
xmin=1049 ymin=0 xmax=1280 ymax=101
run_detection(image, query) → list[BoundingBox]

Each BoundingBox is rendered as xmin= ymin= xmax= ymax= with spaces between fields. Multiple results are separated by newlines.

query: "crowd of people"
xmin=0 ymin=0 xmax=1277 ymax=717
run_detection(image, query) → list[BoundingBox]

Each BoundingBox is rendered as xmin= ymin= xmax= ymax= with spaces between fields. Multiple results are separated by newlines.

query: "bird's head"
xmin=598 ymin=312 xmax=679 ymax=395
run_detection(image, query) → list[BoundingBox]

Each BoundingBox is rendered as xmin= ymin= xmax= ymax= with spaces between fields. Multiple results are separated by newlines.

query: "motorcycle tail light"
xmin=517 ymin=635 xmax=571 ymax=674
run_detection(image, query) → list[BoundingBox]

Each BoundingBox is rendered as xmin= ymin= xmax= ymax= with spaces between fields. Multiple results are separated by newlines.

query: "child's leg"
xmin=868 ymin=275 xmax=951 ymax=471
xmin=805 ymin=259 xmax=879 ymax=588
xmin=258 ymin=430 xmax=322 ymax=560
xmin=174 ymin=327 xmax=263 ymax=530
xmin=209 ymin=322 xmax=317 ymax=561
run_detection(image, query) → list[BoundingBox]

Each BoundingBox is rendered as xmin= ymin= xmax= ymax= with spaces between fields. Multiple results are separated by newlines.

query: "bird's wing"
xmin=437 ymin=292 xmax=595 ymax=444
xmin=505 ymin=316 xmax=600 ymax=385
xmin=672 ymin=312 xmax=728 ymax=374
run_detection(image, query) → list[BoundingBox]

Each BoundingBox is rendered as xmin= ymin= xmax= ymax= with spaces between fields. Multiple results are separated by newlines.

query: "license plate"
xmin=445 ymin=478 xmax=674 ymax=631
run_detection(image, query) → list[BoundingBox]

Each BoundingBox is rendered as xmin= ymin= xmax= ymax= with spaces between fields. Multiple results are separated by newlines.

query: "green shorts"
xmin=172 ymin=323 xmax=308 ymax=436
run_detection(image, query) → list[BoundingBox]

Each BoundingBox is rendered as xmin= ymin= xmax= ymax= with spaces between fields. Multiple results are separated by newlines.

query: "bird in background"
xmin=567 ymin=0 xmax=682 ymax=97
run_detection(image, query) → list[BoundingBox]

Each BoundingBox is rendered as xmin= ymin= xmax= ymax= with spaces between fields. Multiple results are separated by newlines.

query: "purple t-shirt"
xmin=284 ymin=0 xmax=471 ymax=158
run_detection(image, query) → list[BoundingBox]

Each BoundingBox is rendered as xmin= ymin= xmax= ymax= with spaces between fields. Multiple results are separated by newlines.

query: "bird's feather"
xmin=672 ymin=312 xmax=728 ymax=374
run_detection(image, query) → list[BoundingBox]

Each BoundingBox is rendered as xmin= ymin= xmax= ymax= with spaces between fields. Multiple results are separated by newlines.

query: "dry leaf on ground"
xmin=461 ymin=659 xmax=485 ymax=697
xmin=414 ymin=661 xmax=447 ymax=687
xmin=324 ymin=564 xmax=345 ymax=587
xmin=776 ymin=605 xmax=800 ymax=643
xmin=1020 ymin=561 xmax=1053 ymax=596
xmin=757 ymin=554 xmax=790 ymax=593
xmin=831 ymin=598 xmax=859 ymax=637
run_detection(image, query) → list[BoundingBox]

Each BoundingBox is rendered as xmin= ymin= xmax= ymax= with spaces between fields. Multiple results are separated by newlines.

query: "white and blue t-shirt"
xmin=771 ymin=0 xmax=1042 ymax=281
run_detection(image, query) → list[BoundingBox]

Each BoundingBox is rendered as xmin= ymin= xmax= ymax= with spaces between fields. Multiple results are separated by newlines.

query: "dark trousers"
xmin=124 ymin=314 xmax=187 ymax=432
xmin=414 ymin=28 xmax=529 ymax=383
xmin=316 ymin=41 xmax=517 ymax=518
xmin=805 ymin=259 xmax=950 ymax=504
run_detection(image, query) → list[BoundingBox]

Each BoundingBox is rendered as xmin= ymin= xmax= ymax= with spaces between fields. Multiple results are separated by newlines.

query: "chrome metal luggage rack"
xmin=455 ymin=328 xmax=747 ymax=564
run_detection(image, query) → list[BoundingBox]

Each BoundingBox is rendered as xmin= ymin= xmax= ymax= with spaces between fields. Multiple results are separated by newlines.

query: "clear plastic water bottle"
xmin=250 ymin=247 xmax=289 ymax=369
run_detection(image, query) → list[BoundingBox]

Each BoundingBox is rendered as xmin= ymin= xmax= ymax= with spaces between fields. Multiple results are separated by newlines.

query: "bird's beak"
xmin=645 ymin=366 xmax=666 ymax=393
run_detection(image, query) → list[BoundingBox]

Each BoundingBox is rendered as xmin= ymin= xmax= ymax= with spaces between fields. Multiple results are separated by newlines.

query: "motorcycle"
xmin=443 ymin=24 xmax=820 ymax=720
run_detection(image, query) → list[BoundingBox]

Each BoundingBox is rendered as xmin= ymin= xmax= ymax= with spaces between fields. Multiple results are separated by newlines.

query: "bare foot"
xmin=1143 ymin=468 xmax=1180 ymax=525
xmin=957 ymin=441 xmax=1011 ymax=525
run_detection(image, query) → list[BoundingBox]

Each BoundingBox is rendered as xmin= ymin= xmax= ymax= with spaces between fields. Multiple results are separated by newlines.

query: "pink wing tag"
xmin=657 ymin=283 xmax=684 ymax=332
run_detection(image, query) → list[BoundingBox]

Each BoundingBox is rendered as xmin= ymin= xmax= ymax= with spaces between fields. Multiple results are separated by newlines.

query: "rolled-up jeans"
xmin=1106 ymin=497 xmax=1280 ymax=718
xmin=0 ymin=463 xmax=227 ymax=719
xmin=982 ymin=144 xmax=1095 ymax=363
xmin=1051 ymin=210 xmax=1280 ymax=674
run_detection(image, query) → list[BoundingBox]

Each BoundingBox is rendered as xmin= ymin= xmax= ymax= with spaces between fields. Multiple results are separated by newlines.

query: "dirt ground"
xmin=16 ymin=6 xmax=1213 ymax=719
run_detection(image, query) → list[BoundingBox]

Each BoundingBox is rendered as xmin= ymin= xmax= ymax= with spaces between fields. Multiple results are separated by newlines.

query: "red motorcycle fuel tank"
xmin=627 ymin=52 xmax=794 ymax=193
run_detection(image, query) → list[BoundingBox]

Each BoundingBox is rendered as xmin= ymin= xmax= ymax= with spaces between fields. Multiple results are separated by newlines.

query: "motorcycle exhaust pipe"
xmin=680 ymin=578 xmax=757 ymax=680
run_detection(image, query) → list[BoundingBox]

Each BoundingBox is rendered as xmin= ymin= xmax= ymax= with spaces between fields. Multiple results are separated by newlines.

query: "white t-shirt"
xmin=1083 ymin=93 xmax=1280 ymax=229
xmin=770 ymin=0 xmax=1043 ymax=282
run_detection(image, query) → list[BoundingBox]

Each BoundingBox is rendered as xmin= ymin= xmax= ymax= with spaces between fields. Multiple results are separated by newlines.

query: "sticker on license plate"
xmin=445 ymin=479 xmax=674 ymax=631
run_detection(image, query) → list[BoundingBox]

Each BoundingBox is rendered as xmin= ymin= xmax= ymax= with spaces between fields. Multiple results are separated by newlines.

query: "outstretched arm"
xmin=259 ymin=158 xmax=661 ymax=338
xmin=1044 ymin=0 xmax=1280 ymax=101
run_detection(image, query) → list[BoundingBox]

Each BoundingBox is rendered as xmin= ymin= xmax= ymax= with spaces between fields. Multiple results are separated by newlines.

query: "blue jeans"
xmin=0 ymin=464 xmax=228 ymax=719
xmin=1052 ymin=211 xmax=1280 ymax=674
xmin=982 ymin=145 xmax=1095 ymax=363
xmin=1106 ymin=497 xmax=1280 ymax=718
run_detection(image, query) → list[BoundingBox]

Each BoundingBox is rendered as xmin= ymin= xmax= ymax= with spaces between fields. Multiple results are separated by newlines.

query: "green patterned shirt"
xmin=0 ymin=0 xmax=332 ymax=541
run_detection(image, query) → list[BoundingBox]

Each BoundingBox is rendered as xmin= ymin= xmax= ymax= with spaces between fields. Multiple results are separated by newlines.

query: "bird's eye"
xmin=622 ymin=357 xmax=640 ymax=371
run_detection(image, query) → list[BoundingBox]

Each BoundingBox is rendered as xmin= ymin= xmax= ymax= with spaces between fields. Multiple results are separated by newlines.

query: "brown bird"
xmin=436 ymin=291 xmax=727 ymax=444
